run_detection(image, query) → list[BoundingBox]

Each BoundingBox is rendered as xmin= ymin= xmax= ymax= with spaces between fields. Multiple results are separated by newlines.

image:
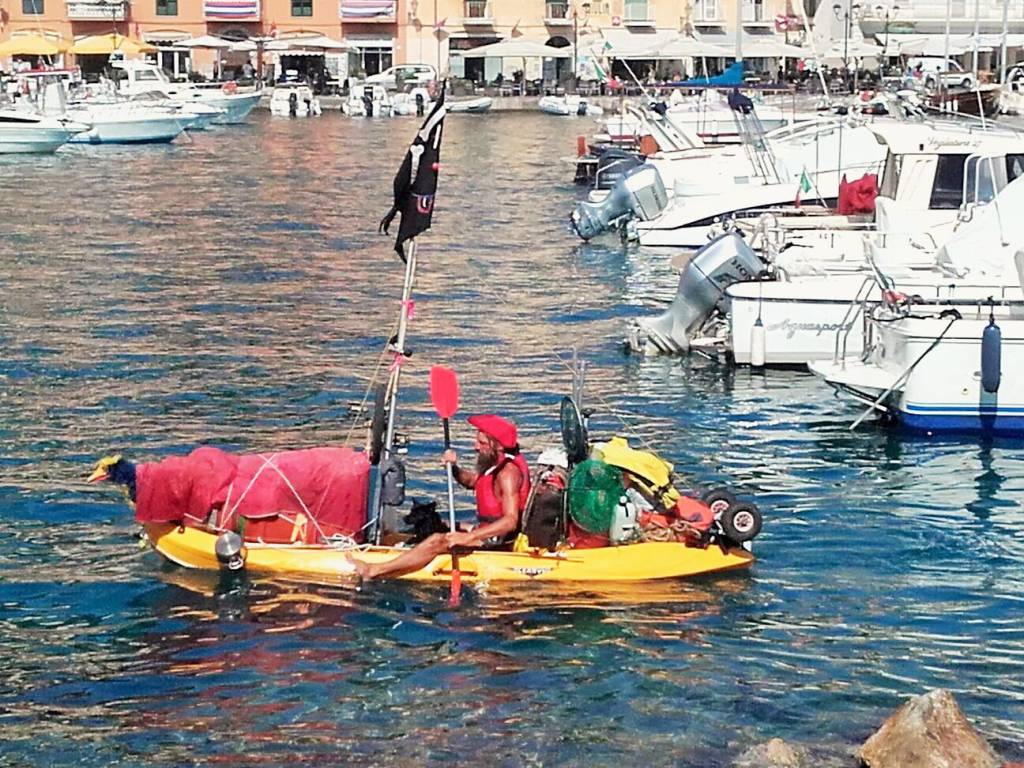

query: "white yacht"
xmin=112 ymin=61 xmax=262 ymax=124
xmin=630 ymin=123 xmax=1024 ymax=365
xmin=342 ymin=84 xmax=393 ymax=117
xmin=810 ymin=198 xmax=1024 ymax=436
xmin=573 ymin=117 xmax=890 ymax=248
xmin=0 ymin=108 xmax=88 ymax=153
xmin=66 ymin=101 xmax=185 ymax=144
xmin=269 ymin=85 xmax=321 ymax=117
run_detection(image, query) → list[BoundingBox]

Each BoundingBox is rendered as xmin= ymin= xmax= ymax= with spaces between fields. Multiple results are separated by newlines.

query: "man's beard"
xmin=476 ymin=447 xmax=498 ymax=474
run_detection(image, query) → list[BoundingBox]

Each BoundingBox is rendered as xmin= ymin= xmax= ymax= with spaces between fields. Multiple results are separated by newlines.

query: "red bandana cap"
xmin=467 ymin=414 xmax=518 ymax=451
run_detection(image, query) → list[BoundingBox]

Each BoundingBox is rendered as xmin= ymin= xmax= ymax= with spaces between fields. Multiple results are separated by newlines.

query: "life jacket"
xmin=475 ymin=451 xmax=530 ymax=523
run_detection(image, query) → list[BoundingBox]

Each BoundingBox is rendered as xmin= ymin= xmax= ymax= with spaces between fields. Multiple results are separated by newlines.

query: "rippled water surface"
xmin=2 ymin=112 xmax=1024 ymax=766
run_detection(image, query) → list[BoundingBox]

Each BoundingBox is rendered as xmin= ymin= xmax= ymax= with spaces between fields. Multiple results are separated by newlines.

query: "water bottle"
xmin=609 ymin=495 xmax=639 ymax=544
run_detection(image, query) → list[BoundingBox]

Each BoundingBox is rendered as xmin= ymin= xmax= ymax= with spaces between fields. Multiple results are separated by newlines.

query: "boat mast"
xmin=1000 ymin=0 xmax=1009 ymax=83
xmin=972 ymin=0 xmax=980 ymax=81
xmin=369 ymin=240 xmax=419 ymax=544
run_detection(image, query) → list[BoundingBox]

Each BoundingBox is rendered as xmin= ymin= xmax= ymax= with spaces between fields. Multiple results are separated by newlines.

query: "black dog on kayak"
xmin=404 ymin=499 xmax=449 ymax=544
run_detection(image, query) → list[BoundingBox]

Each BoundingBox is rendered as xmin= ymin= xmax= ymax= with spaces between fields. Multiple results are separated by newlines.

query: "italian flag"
xmin=795 ymin=170 xmax=812 ymax=208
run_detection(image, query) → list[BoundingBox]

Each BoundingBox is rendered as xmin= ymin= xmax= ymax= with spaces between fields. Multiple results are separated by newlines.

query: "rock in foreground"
xmin=859 ymin=689 xmax=1001 ymax=768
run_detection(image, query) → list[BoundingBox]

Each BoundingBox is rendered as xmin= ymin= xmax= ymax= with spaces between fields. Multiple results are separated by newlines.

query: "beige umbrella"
xmin=70 ymin=33 xmax=155 ymax=55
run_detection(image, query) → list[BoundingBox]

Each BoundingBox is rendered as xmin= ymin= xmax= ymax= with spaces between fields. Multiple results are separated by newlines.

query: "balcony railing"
xmin=623 ymin=1 xmax=653 ymax=24
xmin=66 ymin=0 xmax=127 ymax=20
xmin=463 ymin=0 xmax=493 ymax=23
xmin=545 ymin=1 xmax=570 ymax=22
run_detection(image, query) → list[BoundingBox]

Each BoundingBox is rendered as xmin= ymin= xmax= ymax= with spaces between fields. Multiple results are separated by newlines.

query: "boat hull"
xmin=145 ymin=523 xmax=754 ymax=582
xmin=69 ymin=116 xmax=183 ymax=144
xmin=201 ymin=92 xmax=262 ymax=124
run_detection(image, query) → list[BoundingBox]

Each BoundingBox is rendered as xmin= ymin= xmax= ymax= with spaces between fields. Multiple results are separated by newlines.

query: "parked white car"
xmin=365 ymin=64 xmax=438 ymax=90
xmin=908 ymin=57 xmax=975 ymax=90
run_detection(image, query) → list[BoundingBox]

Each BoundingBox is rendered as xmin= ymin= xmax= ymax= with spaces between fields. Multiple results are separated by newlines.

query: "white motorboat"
xmin=539 ymin=95 xmax=603 ymax=117
xmin=128 ymin=92 xmax=224 ymax=130
xmin=269 ymin=85 xmax=322 ymax=117
xmin=112 ymin=61 xmax=261 ymax=124
xmin=810 ymin=292 xmax=1024 ymax=435
xmin=391 ymin=87 xmax=433 ymax=117
xmin=343 ymin=84 xmax=393 ymax=117
xmin=0 ymin=108 xmax=88 ymax=153
xmin=573 ymin=117 xmax=890 ymax=248
xmin=603 ymin=91 xmax=813 ymax=145
xmin=449 ymin=96 xmax=492 ymax=114
xmin=630 ymin=122 xmax=1024 ymax=364
xmin=66 ymin=101 xmax=185 ymax=144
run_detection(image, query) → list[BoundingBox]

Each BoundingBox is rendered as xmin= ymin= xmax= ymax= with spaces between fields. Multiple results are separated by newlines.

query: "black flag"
xmin=379 ymin=87 xmax=447 ymax=261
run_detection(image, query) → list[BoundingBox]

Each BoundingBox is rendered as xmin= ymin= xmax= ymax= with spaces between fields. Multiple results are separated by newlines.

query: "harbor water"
xmin=1 ymin=112 xmax=1023 ymax=766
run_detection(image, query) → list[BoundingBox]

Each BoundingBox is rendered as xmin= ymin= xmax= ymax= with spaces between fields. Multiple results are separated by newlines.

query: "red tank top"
xmin=475 ymin=453 xmax=531 ymax=523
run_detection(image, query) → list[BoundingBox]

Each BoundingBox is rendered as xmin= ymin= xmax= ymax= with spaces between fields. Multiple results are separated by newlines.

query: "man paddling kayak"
xmin=348 ymin=414 xmax=531 ymax=580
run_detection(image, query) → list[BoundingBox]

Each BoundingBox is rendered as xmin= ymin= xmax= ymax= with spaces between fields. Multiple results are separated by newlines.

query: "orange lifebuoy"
xmin=222 ymin=80 xmax=238 ymax=94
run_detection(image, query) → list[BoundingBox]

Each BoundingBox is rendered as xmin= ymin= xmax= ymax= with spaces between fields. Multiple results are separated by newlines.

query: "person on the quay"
xmin=348 ymin=414 xmax=530 ymax=580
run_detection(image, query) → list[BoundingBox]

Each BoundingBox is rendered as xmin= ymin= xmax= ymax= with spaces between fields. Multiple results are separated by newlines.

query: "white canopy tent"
xmin=178 ymin=34 xmax=232 ymax=49
xmin=266 ymin=34 xmax=353 ymax=52
xmin=646 ymin=35 xmax=733 ymax=60
xmin=694 ymin=32 xmax=806 ymax=59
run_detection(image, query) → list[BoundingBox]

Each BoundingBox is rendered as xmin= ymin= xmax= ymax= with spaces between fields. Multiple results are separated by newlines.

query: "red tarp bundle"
xmin=838 ymin=173 xmax=879 ymax=215
xmin=134 ymin=446 xmax=371 ymax=544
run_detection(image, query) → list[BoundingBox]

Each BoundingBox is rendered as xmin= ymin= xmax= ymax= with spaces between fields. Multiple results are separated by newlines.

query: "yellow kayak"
xmin=145 ymin=523 xmax=754 ymax=582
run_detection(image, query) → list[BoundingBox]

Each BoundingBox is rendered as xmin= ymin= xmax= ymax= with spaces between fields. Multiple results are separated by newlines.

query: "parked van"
xmin=907 ymin=57 xmax=975 ymax=89
xmin=365 ymin=64 xmax=438 ymax=90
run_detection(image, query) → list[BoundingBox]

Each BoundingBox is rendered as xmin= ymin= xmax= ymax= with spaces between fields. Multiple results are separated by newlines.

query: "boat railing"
xmin=833 ymin=275 xmax=879 ymax=367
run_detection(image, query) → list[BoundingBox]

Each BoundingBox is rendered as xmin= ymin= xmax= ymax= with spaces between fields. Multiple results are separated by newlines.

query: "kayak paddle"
xmin=429 ymin=365 xmax=461 ymax=604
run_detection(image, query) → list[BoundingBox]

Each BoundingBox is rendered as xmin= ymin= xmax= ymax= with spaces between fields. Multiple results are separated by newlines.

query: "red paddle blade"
xmin=429 ymin=365 xmax=460 ymax=419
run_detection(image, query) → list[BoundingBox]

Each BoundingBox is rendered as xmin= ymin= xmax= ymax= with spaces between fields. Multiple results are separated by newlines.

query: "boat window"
xmin=135 ymin=70 xmax=160 ymax=81
xmin=879 ymin=151 xmax=900 ymax=198
xmin=1007 ymin=154 xmax=1024 ymax=182
xmin=928 ymin=154 xmax=968 ymax=209
xmin=964 ymin=157 xmax=998 ymax=204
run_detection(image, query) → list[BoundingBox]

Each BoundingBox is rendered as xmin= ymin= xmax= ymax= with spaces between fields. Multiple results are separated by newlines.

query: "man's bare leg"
xmin=347 ymin=533 xmax=451 ymax=581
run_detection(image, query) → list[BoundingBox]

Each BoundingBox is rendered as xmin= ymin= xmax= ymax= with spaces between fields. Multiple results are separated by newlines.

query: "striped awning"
xmin=340 ymin=0 xmax=395 ymax=19
xmin=204 ymin=0 xmax=260 ymax=20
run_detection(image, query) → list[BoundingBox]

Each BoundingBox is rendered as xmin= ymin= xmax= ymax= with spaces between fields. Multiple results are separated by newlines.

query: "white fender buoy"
xmin=750 ymin=317 xmax=766 ymax=368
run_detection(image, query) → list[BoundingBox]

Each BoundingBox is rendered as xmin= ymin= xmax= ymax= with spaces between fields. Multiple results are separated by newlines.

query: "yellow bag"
xmin=593 ymin=436 xmax=680 ymax=509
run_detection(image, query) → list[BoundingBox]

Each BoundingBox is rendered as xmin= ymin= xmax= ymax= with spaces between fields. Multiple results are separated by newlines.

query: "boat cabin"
xmin=871 ymin=123 xmax=1024 ymax=223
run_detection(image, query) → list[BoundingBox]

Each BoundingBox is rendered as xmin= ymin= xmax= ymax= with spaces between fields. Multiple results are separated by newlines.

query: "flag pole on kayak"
xmin=369 ymin=86 xmax=447 ymax=544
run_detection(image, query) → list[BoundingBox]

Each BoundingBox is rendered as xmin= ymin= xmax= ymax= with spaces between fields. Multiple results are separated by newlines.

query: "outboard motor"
xmin=415 ymin=91 xmax=426 ymax=117
xmin=362 ymin=87 xmax=374 ymax=117
xmin=594 ymin=148 xmax=645 ymax=191
xmin=288 ymin=91 xmax=298 ymax=117
xmin=631 ymin=231 xmax=766 ymax=354
xmin=572 ymin=164 xmax=669 ymax=241
xmin=576 ymin=99 xmax=589 ymax=116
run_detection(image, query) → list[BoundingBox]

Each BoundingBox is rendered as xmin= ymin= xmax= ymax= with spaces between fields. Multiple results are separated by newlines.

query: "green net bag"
xmin=567 ymin=459 xmax=624 ymax=534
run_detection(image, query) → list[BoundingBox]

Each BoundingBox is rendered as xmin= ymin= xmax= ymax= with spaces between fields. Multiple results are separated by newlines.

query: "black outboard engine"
xmin=630 ymin=231 xmax=767 ymax=354
xmin=362 ymin=87 xmax=374 ymax=117
xmin=576 ymin=99 xmax=589 ymax=116
xmin=415 ymin=91 xmax=426 ymax=117
xmin=571 ymin=164 xmax=669 ymax=241
xmin=595 ymin=147 xmax=645 ymax=191
xmin=288 ymin=91 xmax=298 ymax=117
xmin=727 ymin=89 xmax=754 ymax=114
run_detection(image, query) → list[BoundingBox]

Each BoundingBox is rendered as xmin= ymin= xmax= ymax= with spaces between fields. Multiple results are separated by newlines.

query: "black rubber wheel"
xmin=369 ymin=384 xmax=387 ymax=466
xmin=720 ymin=502 xmax=763 ymax=543
xmin=700 ymin=488 xmax=737 ymax=517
